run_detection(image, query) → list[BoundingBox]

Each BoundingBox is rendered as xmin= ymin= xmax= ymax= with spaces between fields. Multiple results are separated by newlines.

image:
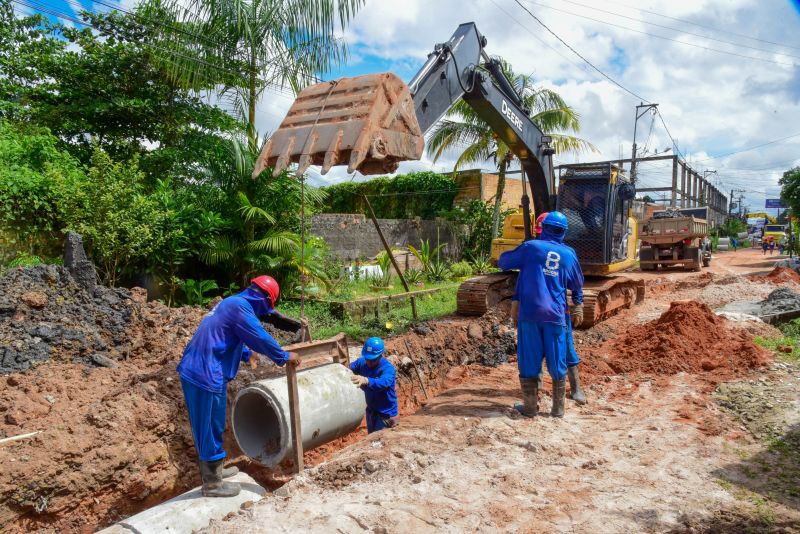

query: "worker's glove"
xmin=571 ymin=304 xmax=584 ymax=328
xmin=351 ymin=375 xmax=369 ymax=387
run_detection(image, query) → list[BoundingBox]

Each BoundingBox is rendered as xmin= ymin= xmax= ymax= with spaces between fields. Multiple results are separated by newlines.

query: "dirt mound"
xmin=754 ymin=266 xmax=800 ymax=285
xmin=0 ymin=265 xmax=138 ymax=374
xmin=606 ymin=301 xmax=771 ymax=376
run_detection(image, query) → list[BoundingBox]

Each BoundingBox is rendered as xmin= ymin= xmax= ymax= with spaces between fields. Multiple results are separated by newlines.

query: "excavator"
xmin=254 ymin=22 xmax=643 ymax=328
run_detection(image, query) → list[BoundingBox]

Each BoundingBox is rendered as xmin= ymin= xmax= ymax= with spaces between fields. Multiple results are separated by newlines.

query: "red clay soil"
xmin=752 ymin=266 xmax=800 ymax=285
xmin=603 ymin=301 xmax=771 ymax=378
xmin=0 ymin=270 xmax=516 ymax=533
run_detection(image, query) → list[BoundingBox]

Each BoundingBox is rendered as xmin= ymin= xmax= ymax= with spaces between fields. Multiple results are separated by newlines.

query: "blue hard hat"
xmin=543 ymin=211 xmax=568 ymax=231
xmin=362 ymin=337 xmax=385 ymax=360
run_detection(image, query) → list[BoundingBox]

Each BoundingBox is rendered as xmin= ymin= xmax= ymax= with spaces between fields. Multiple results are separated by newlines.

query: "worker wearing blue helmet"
xmin=350 ymin=337 xmax=399 ymax=433
xmin=499 ymin=211 xmax=584 ymax=418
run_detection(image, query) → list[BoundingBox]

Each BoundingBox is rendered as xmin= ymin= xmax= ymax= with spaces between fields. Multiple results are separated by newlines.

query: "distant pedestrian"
xmin=769 ymin=238 xmax=776 ymax=255
xmin=762 ymin=238 xmax=769 ymax=255
xmin=731 ymin=238 xmax=737 ymax=252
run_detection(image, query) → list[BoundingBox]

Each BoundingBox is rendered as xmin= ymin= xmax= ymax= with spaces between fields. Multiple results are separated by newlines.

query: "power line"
xmin=557 ymin=0 xmax=800 ymax=61
xmin=520 ymin=0 xmax=797 ymax=67
xmin=489 ymin=0 xmax=593 ymax=76
xmin=511 ymin=0 xmax=650 ymax=103
xmin=655 ymin=109 xmax=685 ymax=160
xmin=603 ymin=0 xmax=800 ymax=52
xmin=693 ymin=132 xmax=800 ymax=163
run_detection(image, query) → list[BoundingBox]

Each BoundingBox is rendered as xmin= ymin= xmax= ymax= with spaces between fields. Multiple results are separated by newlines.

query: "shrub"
xmin=449 ymin=260 xmax=473 ymax=279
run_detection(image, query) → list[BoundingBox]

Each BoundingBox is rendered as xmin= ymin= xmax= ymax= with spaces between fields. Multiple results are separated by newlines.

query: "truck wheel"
xmin=692 ymin=249 xmax=703 ymax=271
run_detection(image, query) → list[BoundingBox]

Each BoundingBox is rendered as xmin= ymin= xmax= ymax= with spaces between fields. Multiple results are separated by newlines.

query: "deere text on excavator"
xmin=255 ymin=22 xmax=644 ymax=328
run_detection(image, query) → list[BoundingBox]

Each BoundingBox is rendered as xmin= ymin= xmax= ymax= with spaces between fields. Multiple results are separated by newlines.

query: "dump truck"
xmin=256 ymin=22 xmax=644 ymax=327
xmin=639 ymin=207 xmax=711 ymax=271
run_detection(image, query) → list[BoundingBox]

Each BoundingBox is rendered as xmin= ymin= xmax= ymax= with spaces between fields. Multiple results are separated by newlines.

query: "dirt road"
xmin=207 ymin=249 xmax=800 ymax=533
xmin=2 ymin=248 xmax=799 ymax=532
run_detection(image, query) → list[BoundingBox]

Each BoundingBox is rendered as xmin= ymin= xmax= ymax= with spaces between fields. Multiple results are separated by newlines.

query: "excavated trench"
xmin=0 ymin=262 xmax=518 ymax=533
xmin=227 ymin=306 xmax=518 ymax=493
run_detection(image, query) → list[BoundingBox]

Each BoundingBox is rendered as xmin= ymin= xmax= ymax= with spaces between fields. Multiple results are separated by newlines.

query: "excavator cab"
xmin=557 ymin=163 xmax=638 ymax=275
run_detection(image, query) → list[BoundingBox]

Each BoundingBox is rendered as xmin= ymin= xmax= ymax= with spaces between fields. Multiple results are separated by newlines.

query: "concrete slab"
xmin=96 ymin=472 xmax=266 ymax=534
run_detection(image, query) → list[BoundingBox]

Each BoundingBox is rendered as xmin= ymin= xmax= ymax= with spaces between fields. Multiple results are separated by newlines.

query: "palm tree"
xmin=427 ymin=58 xmax=597 ymax=239
xmin=151 ymin=0 xmax=365 ymax=145
xmin=200 ymin=133 xmax=328 ymax=289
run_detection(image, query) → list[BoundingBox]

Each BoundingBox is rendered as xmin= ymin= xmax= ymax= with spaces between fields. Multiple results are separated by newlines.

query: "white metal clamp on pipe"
xmin=232 ymin=363 xmax=366 ymax=467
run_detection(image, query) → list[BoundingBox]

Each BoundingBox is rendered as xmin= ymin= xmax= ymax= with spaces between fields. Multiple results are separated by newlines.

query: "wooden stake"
xmin=363 ymin=194 xmax=418 ymax=320
xmin=403 ymin=339 xmax=429 ymax=400
xmin=286 ymin=364 xmax=304 ymax=473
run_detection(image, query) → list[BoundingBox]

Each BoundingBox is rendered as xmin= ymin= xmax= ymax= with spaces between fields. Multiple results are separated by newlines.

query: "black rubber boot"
xmin=200 ymin=460 xmax=241 ymax=498
xmin=567 ymin=366 xmax=587 ymax=405
xmin=551 ymin=379 xmax=566 ymax=418
xmin=514 ymin=377 xmax=539 ymax=417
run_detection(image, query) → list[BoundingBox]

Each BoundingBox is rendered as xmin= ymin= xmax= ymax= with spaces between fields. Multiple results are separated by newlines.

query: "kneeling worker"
xmin=350 ymin=337 xmax=399 ymax=433
xmin=176 ymin=275 xmax=300 ymax=497
xmin=499 ymin=211 xmax=584 ymax=417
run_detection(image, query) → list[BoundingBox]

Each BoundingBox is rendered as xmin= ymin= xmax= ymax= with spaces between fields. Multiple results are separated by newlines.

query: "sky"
xmin=20 ymin=0 xmax=800 ymax=211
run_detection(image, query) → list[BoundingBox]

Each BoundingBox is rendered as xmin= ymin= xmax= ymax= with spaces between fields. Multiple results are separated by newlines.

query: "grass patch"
xmin=324 ymin=277 xmax=458 ymax=302
xmin=753 ymin=317 xmax=800 ymax=361
xmin=280 ymin=285 xmax=459 ymax=341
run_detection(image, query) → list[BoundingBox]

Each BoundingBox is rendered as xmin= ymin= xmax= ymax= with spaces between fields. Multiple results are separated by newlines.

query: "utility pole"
xmin=630 ymin=102 xmax=659 ymax=184
xmin=729 ymin=188 xmax=745 ymax=216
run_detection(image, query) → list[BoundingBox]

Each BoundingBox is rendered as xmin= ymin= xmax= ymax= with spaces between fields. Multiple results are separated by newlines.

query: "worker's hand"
xmin=351 ymin=375 xmax=369 ymax=387
xmin=287 ymin=352 xmax=302 ymax=367
xmin=571 ymin=304 xmax=584 ymax=328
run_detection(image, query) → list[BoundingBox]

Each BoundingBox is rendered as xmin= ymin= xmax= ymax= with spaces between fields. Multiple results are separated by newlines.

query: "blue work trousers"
xmin=566 ymin=317 xmax=580 ymax=367
xmin=181 ymin=377 xmax=227 ymax=462
xmin=517 ymin=320 xmax=567 ymax=381
xmin=366 ymin=409 xmax=398 ymax=433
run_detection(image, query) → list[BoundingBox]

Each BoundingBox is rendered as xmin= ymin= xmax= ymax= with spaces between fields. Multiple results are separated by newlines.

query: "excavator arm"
xmin=253 ymin=22 xmax=555 ymax=239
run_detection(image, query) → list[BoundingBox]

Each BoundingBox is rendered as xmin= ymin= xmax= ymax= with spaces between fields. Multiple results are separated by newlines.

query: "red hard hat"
xmin=535 ymin=212 xmax=549 ymax=235
xmin=251 ymin=275 xmax=280 ymax=306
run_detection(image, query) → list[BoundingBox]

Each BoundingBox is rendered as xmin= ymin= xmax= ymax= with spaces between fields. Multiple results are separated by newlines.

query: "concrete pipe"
xmin=232 ymin=363 xmax=366 ymax=467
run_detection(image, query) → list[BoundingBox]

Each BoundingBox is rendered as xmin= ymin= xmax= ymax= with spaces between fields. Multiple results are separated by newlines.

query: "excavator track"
xmin=457 ymin=273 xmax=645 ymax=325
xmin=579 ymin=276 xmax=645 ymax=328
xmin=456 ymin=273 xmax=517 ymax=316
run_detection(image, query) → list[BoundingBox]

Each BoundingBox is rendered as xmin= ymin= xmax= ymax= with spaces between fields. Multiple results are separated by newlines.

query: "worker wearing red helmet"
xmin=176 ymin=275 xmax=300 ymax=498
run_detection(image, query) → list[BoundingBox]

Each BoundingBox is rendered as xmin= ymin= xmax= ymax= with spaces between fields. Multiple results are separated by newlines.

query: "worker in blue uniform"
xmin=350 ymin=337 xmax=399 ymax=433
xmin=509 ymin=212 xmax=587 ymax=407
xmin=176 ymin=275 xmax=300 ymax=497
xmin=499 ymin=211 xmax=584 ymax=417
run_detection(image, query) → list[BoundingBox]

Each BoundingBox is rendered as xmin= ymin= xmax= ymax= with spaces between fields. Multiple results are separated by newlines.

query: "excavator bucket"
xmin=252 ymin=73 xmax=424 ymax=178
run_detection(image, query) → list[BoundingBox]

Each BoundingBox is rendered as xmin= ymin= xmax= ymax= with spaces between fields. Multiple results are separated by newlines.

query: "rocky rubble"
xmin=0 ymin=265 xmax=137 ymax=374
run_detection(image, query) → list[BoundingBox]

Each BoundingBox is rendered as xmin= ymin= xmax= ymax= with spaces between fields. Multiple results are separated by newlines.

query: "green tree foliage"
xmin=56 ymin=149 xmax=166 ymax=285
xmin=154 ymin=0 xmax=365 ymax=143
xmin=440 ymin=199 xmax=512 ymax=260
xmin=427 ymin=58 xmax=596 ymax=238
xmin=0 ymin=121 xmax=84 ymax=262
xmin=779 ymin=167 xmax=800 ymax=214
xmin=0 ymin=2 xmax=238 ymax=181
xmin=719 ymin=217 xmax=747 ymax=238
xmin=199 ymin=134 xmax=327 ymax=292
xmin=321 ymin=171 xmax=458 ymax=219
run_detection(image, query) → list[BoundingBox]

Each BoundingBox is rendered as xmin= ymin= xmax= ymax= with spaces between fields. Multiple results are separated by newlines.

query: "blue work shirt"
xmin=177 ymin=287 xmax=290 ymax=393
xmin=350 ymin=356 xmax=398 ymax=418
xmin=499 ymin=227 xmax=584 ymax=325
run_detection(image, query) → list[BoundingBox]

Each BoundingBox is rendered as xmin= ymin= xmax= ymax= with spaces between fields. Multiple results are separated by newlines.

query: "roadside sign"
xmin=765 ymin=199 xmax=786 ymax=209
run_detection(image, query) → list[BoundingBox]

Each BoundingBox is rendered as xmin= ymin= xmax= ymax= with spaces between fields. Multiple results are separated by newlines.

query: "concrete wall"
xmin=312 ymin=214 xmax=460 ymax=261
xmin=452 ymin=169 xmax=523 ymax=210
